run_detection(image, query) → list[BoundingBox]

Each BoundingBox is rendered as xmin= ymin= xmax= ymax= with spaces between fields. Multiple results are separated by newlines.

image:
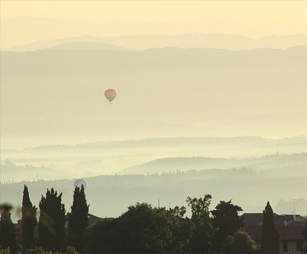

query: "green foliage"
xmin=63 ymin=234 xmax=86 ymax=254
xmin=38 ymin=188 xmax=66 ymax=253
xmin=82 ymin=218 xmax=114 ymax=253
xmin=169 ymin=206 xmax=190 ymax=252
xmin=64 ymin=246 xmax=77 ymax=254
xmin=68 ymin=185 xmax=89 ymax=235
xmin=26 ymin=247 xmax=44 ymax=254
xmin=0 ymin=208 xmax=19 ymax=254
xmin=223 ymin=229 xmax=257 ymax=253
xmin=302 ymin=242 xmax=307 ymax=254
xmin=234 ymin=230 xmax=257 ymax=253
xmin=261 ymin=202 xmax=280 ymax=254
xmin=25 ymin=246 xmax=77 ymax=254
xmin=109 ymin=203 xmax=184 ymax=253
xmin=186 ymin=194 xmax=212 ymax=220
xmin=0 ymin=247 xmax=12 ymax=254
xmin=22 ymin=185 xmax=38 ymax=254
xmin=169 ymin=206 xmax=186 ymax=218
xmin=220 ymin=235 xmax=239 ymax=253
xmin=186 ymin=194 xmax=213 ymax=253
xmin=211 ymin=200 xmax=245 ymax=252
xmin=220 ymin=230 xmax=258 ymax=253
xmin=83 ymin=202 xmax=189 ymax=253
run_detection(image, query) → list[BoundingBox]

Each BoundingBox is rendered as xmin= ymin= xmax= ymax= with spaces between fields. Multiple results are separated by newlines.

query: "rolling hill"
xmin=120 ymin=153 xmax=307 ymax=175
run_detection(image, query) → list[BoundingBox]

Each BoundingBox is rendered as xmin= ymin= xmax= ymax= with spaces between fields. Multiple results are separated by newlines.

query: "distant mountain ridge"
xmin=15 ymin=136 xmax=270 ymax=151
xmin=3 ymin=15 xmax=307 ymax=50
xmin=120 ymin=153 xmax=307 ymax=175
xmin=7 ymin=135 xmax=307 ymax=152
xmin=3 ymin=33 xmax=307 ymax=52
xmin=3 ymin=35 xmax=131 ymax=52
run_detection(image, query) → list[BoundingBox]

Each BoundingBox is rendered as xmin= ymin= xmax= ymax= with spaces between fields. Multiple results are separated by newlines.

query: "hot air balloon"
xmin=73 ymin=179 xmax=87 ymax=189
xmin=105 ymin=89 xmax=117 ymax=104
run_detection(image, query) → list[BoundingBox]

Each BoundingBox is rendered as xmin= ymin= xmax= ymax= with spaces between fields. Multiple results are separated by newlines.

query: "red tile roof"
xmin=277 ymin=225 xmax=304 ymax=241
xmin=243 ymin=213 xmax=263 ymax=226
xmin=243 ymin=213 xmax=306 ymax=241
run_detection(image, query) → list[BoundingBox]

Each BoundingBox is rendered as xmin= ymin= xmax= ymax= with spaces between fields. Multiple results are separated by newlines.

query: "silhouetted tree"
xmin=211 ymin=200 xmax=245 ymax=252
xmin=186 ymin=194 xmax=213 ymax=253
xmin=111 ymin=203 xmax=184 ymax=253
xmin=0 ymin=206 xmax=19 ymax=254
xmin=83 ymin=202 xmax=186 ymax=253
xmin=22 ymin=185 xmax=37 ymax=253
xmin=38 ymin=188 xmax=66 ymax=252
xmin=65 ymin=185 xmax=89 ymax=252
xmin=261 ymin=202 xmax=280 ymax=253
xmin=68 ymin=185 xmax=89 ymax=235
xmin=170 ymin=205 xmax=186 ymax=218
xmin=169 ymin=205 xmax=190 ymax=252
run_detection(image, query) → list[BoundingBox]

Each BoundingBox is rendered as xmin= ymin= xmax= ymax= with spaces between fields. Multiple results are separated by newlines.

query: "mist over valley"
xmin=2 ymin=136 xmax=307 ymax=223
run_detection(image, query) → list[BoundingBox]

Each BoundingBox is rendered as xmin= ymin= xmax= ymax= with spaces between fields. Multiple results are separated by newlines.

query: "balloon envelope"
xmin=105 ymin=89 xmax=116 ymax=103
xmin=73 ymin=179 xmax=87 ymax=189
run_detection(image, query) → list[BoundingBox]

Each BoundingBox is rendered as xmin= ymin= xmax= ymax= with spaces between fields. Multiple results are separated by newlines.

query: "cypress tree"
xmin=261 ymin=202 xmax=280 ymax=253
xmin=22 ymin=185 xmax=37 ymax=253
xmin=38 ymin=188 xmax=66 ymax=252
xmin=0 ymin=206 xmax=19 ymax=254
xmin=68 ymin=185 xmax=89 ymax=235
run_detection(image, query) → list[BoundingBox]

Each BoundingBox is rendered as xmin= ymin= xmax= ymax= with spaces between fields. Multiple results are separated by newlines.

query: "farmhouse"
xmin=244 ymin=213 xmax=306 ymax=253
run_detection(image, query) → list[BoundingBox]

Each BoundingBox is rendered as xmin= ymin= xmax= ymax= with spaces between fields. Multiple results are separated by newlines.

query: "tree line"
xmin=0 ymin=185 xmax=306 ymax=253
xmin=0 ymin=185 xmax=87 ymax=254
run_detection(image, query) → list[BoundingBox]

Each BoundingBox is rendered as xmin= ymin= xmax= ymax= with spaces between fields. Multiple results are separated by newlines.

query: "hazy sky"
xmin=2 ymin=1 xmax=307 ymax=49
xmin=1 ymin=1 xmax=307 ymax=149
